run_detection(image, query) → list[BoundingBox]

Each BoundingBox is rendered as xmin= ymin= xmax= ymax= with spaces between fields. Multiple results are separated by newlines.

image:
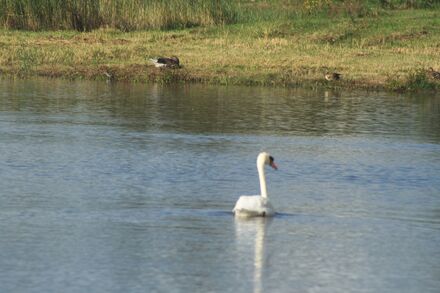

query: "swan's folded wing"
xmin=233 ymin=195 xmax=274 ymax=217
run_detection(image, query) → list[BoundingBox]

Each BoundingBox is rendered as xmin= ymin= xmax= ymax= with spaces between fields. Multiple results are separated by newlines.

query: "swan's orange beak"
xmin=270 ymin=162 xmax=278 ymax=170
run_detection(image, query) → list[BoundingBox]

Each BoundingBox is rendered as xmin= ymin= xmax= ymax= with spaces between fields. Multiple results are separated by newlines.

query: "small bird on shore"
xmin=103 ymin=71 xmax=114 ymax=82
xmin=325 ymin=72 xmax=342 ymax=81
xmin=149 ymin=56 xmax=180 ymax=68
xmin=428 ymin=67 xmax=440 ymax=80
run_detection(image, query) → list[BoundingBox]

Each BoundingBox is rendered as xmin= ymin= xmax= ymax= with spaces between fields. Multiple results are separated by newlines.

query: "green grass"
xmin=0 ymin=1 xmax=440 ymax=91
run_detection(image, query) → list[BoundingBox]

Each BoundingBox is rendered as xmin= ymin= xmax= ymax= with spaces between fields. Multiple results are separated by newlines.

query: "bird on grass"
xmin=428 ymin=67 xmax=440 ymax=80
xmin=325 ymin=72 xmax=342 ymax=81
xmin=149 ymin=56 xmax=180 ymax=68
xmin=103 ymin=71 xmax=114 ymax=83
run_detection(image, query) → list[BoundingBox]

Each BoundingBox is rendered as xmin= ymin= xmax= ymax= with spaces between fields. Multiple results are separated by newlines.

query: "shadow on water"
xmin=195 ymin=209 xmax=296 ymax=219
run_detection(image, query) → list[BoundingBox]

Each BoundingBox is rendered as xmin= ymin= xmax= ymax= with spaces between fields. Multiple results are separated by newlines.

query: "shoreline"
xmin=0 ymin=64 xmax=388 ymax=91
xmin=1 ymin=8 xmax=439 ymax=92
xmin=2 ymin=58 xmax=436 ymax=93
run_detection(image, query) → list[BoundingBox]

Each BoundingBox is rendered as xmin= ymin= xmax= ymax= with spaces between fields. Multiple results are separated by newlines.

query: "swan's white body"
xmin=233 ymin=152 xmax=277 ymax=217
xmin=233 ymin=195 xmax=274 ymax=217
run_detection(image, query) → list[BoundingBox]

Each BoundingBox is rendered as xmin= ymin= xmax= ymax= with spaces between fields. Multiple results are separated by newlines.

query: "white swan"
xmin=233 ymin=152 xmax=278 ymax=217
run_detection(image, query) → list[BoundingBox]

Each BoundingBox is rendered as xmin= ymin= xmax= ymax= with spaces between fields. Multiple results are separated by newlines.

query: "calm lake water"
xmin=1 ymin=78 xmax=439 ymax=293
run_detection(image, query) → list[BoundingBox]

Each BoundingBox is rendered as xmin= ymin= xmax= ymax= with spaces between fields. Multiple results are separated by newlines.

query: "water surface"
xmin=1 ymin=79 xmax=439 ymax=292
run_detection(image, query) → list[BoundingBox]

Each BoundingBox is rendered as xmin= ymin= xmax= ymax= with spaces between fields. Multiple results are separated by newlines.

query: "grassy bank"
xmin=0 ymin=1 xmax=440 ymax=91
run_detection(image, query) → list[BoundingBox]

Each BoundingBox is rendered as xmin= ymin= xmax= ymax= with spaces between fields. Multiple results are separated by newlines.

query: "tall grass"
xmin=379 ymin=0 xmax=440 ymax=9
xmin=1 ymin=0 xmax=439 ymax=31
xmin=0 ymin=0 xmax=237 ymax=31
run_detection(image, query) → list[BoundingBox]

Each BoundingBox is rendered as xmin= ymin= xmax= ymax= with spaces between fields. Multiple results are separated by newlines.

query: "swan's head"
xmin=258 ymin=152 xmax=278 ymax=170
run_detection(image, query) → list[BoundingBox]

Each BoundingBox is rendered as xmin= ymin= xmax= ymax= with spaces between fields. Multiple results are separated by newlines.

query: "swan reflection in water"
xmin=235 ymin=217 xmax=272 ymax=293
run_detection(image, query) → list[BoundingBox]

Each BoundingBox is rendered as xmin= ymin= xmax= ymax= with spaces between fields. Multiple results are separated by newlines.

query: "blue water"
xmin=0 ymin=79 xmax=439 ymax=292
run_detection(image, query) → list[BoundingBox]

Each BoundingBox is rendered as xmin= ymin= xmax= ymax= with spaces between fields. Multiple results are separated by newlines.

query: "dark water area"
xmin=1 ymin=79 xmax=439 ymax=292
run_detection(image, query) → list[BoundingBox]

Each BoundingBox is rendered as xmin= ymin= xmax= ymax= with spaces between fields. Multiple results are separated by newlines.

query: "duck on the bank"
xmin=149 ymin=56 xmax=180 ymax=68
xmin=325 ymin=72 xmax=342 ymax=81
xmin=103 ymin=71 xmax=114 ymax=82
xmin=428 ymin=67 xmax=440 ymax=80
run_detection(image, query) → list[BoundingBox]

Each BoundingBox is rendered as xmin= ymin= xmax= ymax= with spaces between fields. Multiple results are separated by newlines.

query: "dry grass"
xmin=0 ymin=0 xmax=237 ymax=31
xmin=0 ymin=8 xmax=439 ymax=91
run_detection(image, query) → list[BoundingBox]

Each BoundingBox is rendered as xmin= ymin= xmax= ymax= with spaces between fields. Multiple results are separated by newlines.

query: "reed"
xmin=0 ymin=0 xmax=237 ymax=31
xmin=2 ymin=1 xmax=439 ymax=32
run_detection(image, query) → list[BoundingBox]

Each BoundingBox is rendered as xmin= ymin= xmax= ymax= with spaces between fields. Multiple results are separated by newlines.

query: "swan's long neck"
xmin=257 ymin=157 xmax=268 ymax=198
